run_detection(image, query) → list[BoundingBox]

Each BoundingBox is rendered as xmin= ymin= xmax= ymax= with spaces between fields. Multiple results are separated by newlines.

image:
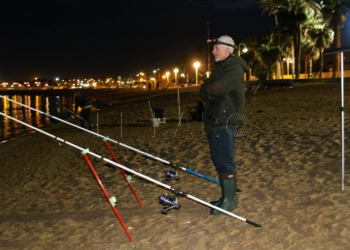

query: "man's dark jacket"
xmin=200 ymin=54 xmax=248 ymax=133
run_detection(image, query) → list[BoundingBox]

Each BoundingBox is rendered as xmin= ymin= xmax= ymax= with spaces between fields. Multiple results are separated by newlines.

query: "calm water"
xmin=0 ymin=94 xmax=76 ymax=142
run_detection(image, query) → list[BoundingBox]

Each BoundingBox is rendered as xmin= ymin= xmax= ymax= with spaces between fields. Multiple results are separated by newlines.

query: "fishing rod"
xmin=245 ymin=81 xmax=261 ymax=106
xmin=0 ymin=111 xmax=261 ymax=227
xmin=0 ymin=95 xmax=220 ymax=185
xmin=250 ymin=82 xmax=261 ymax=103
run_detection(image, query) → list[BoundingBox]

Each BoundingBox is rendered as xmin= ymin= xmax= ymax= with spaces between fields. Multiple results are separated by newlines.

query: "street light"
xmin=238 ymin=43 xmax=248 ymax=56
xmin=174 ymin=68 xmax=178 ymax=86
xmin=153 ymin=69 xmax=157 ymax=88
xmin=153 ymin=69 xmax=159 ymax=79
xmin=193 ymin=62 xmax=200 ymax=85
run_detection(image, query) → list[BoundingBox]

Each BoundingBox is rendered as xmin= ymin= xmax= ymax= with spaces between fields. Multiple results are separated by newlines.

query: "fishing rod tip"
xmin=246 ymin=220 xmax=262 ymax=227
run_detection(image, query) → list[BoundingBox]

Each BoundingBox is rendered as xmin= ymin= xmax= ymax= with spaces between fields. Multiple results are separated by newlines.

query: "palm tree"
xmin=281 ymin=42 xmax=293 ymax=78
xmin=273 ymin=28 xmax=294 ymax=78
xmin=254 ymin=32 xmax=282 ymax=79
xmin=302 ymin=39 xmax=320 ymax=78
xmin=308 ymin=16 xmax=334 ymax=78
xmin=321 ymin=0 xmax=350 ymax=77
xmin=247 ymin=33 xmax=268 ymax=79
xmin=256 ymin=0 xmax=322 ymax=79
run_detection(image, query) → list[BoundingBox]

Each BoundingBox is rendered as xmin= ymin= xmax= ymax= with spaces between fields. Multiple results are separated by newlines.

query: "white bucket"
xmin=151 ymin=118 xmax=160 ymax=127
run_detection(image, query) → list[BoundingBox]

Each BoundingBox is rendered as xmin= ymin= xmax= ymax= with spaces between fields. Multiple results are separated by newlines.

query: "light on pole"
xmin=174 ymin=68 xmax=178 ymax=86
xmin=207 ymin=21 xmax=211 ymax=75
xmin=180 ymin=73 xmax=185 ymax=84
xmin=193 ymin=62 xmax=200 ymax=85
xmin=153 ymin=69 xmax=157 ymax=88
xmin=238 ymin=43 xmax=248 ymax=56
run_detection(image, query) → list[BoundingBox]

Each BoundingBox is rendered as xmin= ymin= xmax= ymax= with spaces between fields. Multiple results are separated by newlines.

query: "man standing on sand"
xmin=200 ymin=35 xmax=248 ymax=215
xmin=74 ymin=90 xmax=93 ymax=130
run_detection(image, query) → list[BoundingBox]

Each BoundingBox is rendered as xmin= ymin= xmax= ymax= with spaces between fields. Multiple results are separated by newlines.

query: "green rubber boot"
xmin=210 ymin=173 xmax=238 ymax=215
xmin=210 ymin=189 xmax=239 ymax=206
xmin=210 ymin=173 xmax=239 ymax=206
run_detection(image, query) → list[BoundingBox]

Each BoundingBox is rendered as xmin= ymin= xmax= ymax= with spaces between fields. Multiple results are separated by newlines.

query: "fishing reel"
xmin=159 ymin=194 xmax=181 ymax=215
xmin=165 ymin=170 xmax=180 ymax=181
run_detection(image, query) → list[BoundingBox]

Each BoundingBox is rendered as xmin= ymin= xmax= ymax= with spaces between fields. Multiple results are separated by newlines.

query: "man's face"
xmin=212 ymin=43 xmax=231 ymax=62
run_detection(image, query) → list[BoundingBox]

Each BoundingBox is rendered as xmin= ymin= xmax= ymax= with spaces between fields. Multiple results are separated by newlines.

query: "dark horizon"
xmin=2 ymin=0 xmax=350 ymax=83
xmin=0 ymin=0 xmax=276 ymax=82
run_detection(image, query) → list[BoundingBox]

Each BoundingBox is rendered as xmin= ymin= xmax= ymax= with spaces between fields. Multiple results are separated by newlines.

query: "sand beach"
xmin=0 ymin=82 xmax=349 ymax=250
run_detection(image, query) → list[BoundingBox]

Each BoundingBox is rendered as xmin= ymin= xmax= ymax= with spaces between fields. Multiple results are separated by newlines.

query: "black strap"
xmin=214 ymin=40 xmax=237 ymax=49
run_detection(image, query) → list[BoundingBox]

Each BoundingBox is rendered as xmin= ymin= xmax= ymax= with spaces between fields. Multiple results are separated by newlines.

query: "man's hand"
xmin=206 ymin=82 xmax=220 ymax=95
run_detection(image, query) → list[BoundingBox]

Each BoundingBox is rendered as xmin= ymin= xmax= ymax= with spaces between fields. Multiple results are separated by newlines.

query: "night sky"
xmin=4 ymin=0 xmax=346 ymax=82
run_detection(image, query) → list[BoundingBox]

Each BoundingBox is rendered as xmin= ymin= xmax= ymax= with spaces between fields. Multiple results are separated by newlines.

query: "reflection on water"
xmin=0 ymin=94 xmax=75 ymax=142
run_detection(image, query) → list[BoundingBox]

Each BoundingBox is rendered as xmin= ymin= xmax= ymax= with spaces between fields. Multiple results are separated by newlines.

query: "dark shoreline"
xmin=0 ymin=88 xmax=134 ymax=97
xmin=0 ymin=77 xmax=346 ymax=95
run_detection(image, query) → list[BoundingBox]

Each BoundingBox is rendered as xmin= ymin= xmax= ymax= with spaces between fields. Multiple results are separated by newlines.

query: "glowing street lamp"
xmin=238 ymin=43 xmax=248 ymax=56
xmin=174 ymin=68 xmax=179 ymax=86
xmin=193 ymin=62 xmax=200 ymax=85
xmin=153 ymin=70 xmax=157 ymax=87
